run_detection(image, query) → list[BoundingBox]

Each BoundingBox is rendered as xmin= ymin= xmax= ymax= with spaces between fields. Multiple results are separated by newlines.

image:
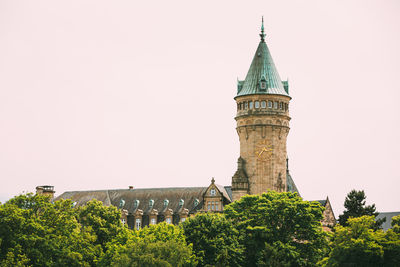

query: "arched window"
xmin=261 ymin=101 xmax=266 ymax=108
xmin=274 ymin=101 xmax=278 ymax=109
xmin=244 ymin=102 xmax=248 ymax=109
xmin=255 ymin=101 xmax=260 ymax=108
xmin=268 ymin=101 xmax=273 ymax=108
xmin=249 ymin=101 xmax=253 ymax=109
xmin=280 ymin=102 xmax=283 ymax=110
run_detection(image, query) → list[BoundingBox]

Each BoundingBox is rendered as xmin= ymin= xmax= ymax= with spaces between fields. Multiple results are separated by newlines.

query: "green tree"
xmin=99 ymin=222 xmax=197 ymax=267
xmin=76 ymin=199 xmax=123 ymax=247
xmin=321 ymin=215 xmax=400 ymax=267
xmin=181 ymin=213 xmax=243 ymax=267
xmin=338 ymin=190 xmax=385 ymax=229
xmin=224 ymin=191 xmax=328 ymax=267
xmin=0 ymin=193 xmax=100 ymax=266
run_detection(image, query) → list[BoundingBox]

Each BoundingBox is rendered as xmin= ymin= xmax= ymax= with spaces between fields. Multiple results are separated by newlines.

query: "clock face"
xmin=255 ymin=140 xmax=273 ymax=160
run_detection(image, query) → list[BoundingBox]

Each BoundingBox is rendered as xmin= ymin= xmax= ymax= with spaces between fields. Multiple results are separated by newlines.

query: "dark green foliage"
xmin=338 ymin=190 xmax=385 ymax=230
xmin=181 ymin=213 xmax=244 ymax=267
xmin=224 ymin=191 xmax=329 ymax=267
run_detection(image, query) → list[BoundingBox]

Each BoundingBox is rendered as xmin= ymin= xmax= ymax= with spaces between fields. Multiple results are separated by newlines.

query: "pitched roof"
xmin=55 ymin=186 xmax=233 ymax=214
xmin=376 ymin=211 xmax=400 ymax=231
xmin=236 ymin=24 xmax=289 ymax=97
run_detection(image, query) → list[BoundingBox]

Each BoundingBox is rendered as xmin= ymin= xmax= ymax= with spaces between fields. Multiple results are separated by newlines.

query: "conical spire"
xmin=236 ymin=19 xmax=289 ymax=97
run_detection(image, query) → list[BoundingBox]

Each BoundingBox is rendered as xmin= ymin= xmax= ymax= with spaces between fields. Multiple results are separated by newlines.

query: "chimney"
xmin=35 ymin=185 xmax=55 ymax=199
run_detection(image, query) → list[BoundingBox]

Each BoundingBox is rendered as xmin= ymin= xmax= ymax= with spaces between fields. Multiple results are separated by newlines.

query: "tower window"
xmin=285 ymin=103 xmax=288 ymax=111
xmin=244 ymin=102 xmax=248 ymax=109
xmin=274 ymin=101 xmax=278 ymax=109
xmin=280 ymin=102 xmax=283 ymax=110
xmin=261 ymin=101 xmax=266 ymax=108
xmin=268 ymin=101 xmax=273 ymax=108
xmin=255 ymin=101 xmax=260 ymax=108
xmin=239 ymin=103 xmax=242 ymax=110
xmin=249 ymin=101 xmax=253 ymax=109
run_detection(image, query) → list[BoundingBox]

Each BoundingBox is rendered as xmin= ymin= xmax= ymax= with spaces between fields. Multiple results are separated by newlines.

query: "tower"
xmin=231 ymin=19 xmax=294 ymax=201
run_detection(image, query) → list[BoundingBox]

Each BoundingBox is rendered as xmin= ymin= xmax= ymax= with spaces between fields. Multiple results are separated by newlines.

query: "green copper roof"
xmin=237 ymin=21 xmax=289 ymax=97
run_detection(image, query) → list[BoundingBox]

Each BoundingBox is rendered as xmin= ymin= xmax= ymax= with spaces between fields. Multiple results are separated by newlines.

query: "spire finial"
xmin=260 ymin=16 xmax=266 ymax=42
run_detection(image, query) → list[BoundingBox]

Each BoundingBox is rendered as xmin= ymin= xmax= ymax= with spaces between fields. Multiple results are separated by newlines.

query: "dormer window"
xmin=259 ymin=77 xmax=267 ymax=91
xmin=210 ymin=189 xmax=216 ymax=196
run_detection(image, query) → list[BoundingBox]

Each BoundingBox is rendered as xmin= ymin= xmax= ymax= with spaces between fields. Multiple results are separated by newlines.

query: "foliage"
xmin=98 ymin=222 xmax=197 ymax=267
xmin=321 ymin=215 xmax=400 ymax=267
xmin=76 ymin=199 xmax=123 ymax=247
xmin=0 ymin=193 xmax=100 ymax=266
xmin=224 ymin=191 xmax=329 ymax=267
xmin=338 ymin=190 xmax=385 ymax=229
xmin=181 ymin=213 xmax=243 ymax=267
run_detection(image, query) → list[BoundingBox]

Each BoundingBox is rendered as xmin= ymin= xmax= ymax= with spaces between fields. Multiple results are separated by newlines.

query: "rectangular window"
xmin=244 ymin=102 xmax=248 ymax=109
xmin=249 ymin=101 xmax=253 ymax=109
xmin=151 ymin=218 xmax=156 ymax=225
xmin=207 ymin=203 xmax=211 ymax=210
xmin=255 ymin=101 xmax=260 ymax=108
xmin=211 ymin=201 xmax=215 ymax=210
xmin=261 ymin=101 xmax=266 ymax=108
xmin=268 ymin=101 xmax=272 ymax=108
xmin=239 ymin=103 xmax=242 ymax=110
xmin=135 ymin=218 xmax=141 ymax=230
xmin=280 ymin=102 xmax=283 ymax=110
xmin=215 ymin=202 xmax=219 ymax=211
xmin=166 ymin=217 xmax=172 ymax=224
xmin=274 ymin=101 xmax=278 ymax=109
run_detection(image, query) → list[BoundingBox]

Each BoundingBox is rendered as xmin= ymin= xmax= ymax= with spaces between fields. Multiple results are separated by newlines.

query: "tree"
xmin=76 ymin=199 xmax=123 ymax=247
xmin=181 ymin=213 xmax=244 ymax=267
xmin=98 ymin=222 xmax=197 ymax=267
xmin=224 ymin=191 xmax=329 ymax=267
xmin=338 ymin=190 xmax=385 ymax=229
xmin=321 ymin=216 xmax=384 ymax=266
xmin=0 ymin=193 xmax=100 ymax=266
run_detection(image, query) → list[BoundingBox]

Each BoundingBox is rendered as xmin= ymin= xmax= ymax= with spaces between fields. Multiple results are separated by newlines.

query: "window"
xmin=150 ymin=218 xmax=156 ymax=225
xmin=215 ymin=202 xmax=219 ymax=211
xmin=207 ymin=203 xmax=211 ymax=210
xmin=239 ymin=103 xmax=242 ymax=110
xmin=181 ymin=218 xmax=186 ymax=223
xmin=211 ymin=201 xmax=215 ymax=210
xmin=249 ymin=101 xmax=253 ymax=109
xmin=261 ymin=101 xmax=266 ymax=108
xmin=210 ymin=188 xmax=216 ymax=196
xmin=166 ymin=217 xmax=172 ymax=224
xmin=285 ymin=103 xmax=288 ymax=111
xmin=268 ymin=101 xmax=273 ymax=108
xmin=280 ymin=102 xmax=283 ymax=110
xmin=274 ymin=101 xmax=278 ymax=109
xmin=121 ymin=218 xmax=126 ymax=225
xmin=244 ymin=102 xmax=248 ymax=109
xmin=255 ymin=101 xmax=260 ymax=108
xmin=135 ymin=218 xmax=141 ymax=230
xmin=260 ymin=81 xmax=267 ymax=90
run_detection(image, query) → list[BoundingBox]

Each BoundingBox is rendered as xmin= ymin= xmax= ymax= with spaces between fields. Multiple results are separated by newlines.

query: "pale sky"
xmin=0 ymin=0 xmax=399 ymax=216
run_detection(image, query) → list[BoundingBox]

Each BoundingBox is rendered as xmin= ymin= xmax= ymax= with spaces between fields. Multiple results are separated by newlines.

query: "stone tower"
xmin=231 ymin=20 xmax=296 ymax=201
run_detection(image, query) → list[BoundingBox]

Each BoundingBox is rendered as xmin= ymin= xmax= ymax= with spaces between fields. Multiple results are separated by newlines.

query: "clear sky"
xmin=0 ymin=0 xmax=399 ymax=216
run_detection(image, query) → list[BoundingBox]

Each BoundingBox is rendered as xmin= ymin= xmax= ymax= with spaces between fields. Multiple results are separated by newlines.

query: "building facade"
xmin=51 ymin=21 xmax=335 ymax=230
